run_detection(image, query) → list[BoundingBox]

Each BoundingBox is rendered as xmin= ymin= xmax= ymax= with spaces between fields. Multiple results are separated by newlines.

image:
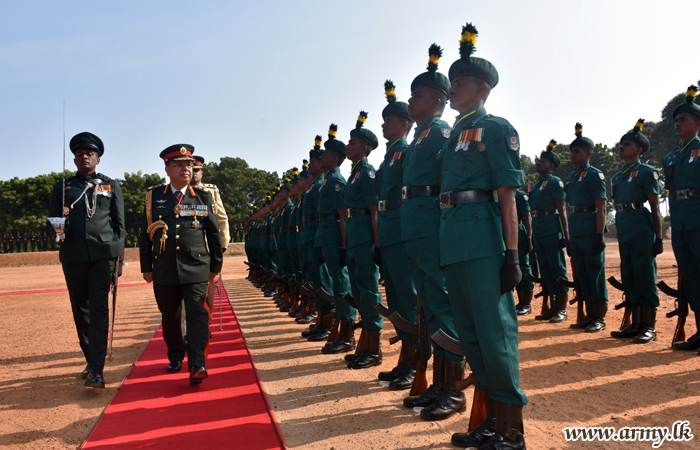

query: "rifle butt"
xmin=456 ymin=372 xmax=476 ymax=393
xmin=409 ymin=362 xmax=429 ymax=397
xmin=540 ymin=293 xmax=549 ymax=315
xmin=672 ymin=317 xmax=686 ymax=346
xmin=575 ymin=299 xmax=585 ymax=324
xmin=327 ymin=317 xmax=341 ymax=342
xmin=620 ymin=308 xmax=632 ymax=331
xmin=468 ymin=388 xmax=488 ymax=433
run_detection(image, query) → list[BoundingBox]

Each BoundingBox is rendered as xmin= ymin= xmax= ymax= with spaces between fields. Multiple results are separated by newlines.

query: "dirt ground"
xmin=1 ymin=242 xmax=699 ymax=449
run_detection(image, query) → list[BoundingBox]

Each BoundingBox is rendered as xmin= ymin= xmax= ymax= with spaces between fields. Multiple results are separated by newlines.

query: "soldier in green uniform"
xmin=663 ymin=85 xmax=700 ymax=353
xmin=48 ymin=132 xmax=125 ymax=388
xmin=139 ymin=144 xmax=223 ymax=386
xmin=439 ymin=24 xmax=528 ymax=449
xmin=301 ymin=139 xmax=336 ymax=338
xmin=376 ymin=80 xmax=419 ymax=389
xmin=343 ymin=111 xmax=383 ymax=369
xmin=401 ymin=44 xmax=465 ymax=419
xmin=564 ymin=123 xmax=609 ymax=333
xmin=513 ymin=189 xmax=534 ymax=314
xmin=610 ymin=119 xmax=663 ymax=343
xmin=527 ymin=143 xmax=569 ymax=321
xmin=315 ymin=125 xmax=357 ymax=354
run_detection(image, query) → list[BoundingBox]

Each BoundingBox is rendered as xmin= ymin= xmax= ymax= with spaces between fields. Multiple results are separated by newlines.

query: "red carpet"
xmin=81 ymin=278 xmax=287 ymax=450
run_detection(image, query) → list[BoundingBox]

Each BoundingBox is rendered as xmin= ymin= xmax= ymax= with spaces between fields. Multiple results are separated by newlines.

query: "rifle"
xmin=374 ymin=303 xmax=420 ymax=336
xmin=410 ymin=297 xmax=430 ymax=397
xmin=607 ymin=276 xmax=631 ymax=330
xmin=658 ymin=270 xmax=688 ymax=346
xmin=557 ymin=258 xmax=584 ymax=323
xmin=107 ymin=257 xmax=119 ymax=361
xmin=525 ymin=274 xmax=549 ymax=316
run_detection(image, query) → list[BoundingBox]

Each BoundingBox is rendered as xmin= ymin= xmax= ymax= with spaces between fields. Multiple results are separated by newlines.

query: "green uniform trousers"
xmin=516 ymin=228 xmax=534 ymax=291
xmin=404 ymin=235 xmax=462 ymax=362
xmin=278 ymin=247 xmax=295 ymax=277
xmin=533 ymin=234 xmax=568 ymax=294
xmin=570 ymin=233 xmax=608 ymax=304
xmin=381 ymin=242 xmax=418 ymax=342
xmin=321 ymin=243 xmax=355 ymax=321
xmin=305 ymin=241 xmax=335 ymax=316
xmin=619 ymin=235 xmax=659 ymax=307
xmin=62 ymin=259 xmax=114 ymax=368
xmin=445 ymin=255 xmax=529 ymax=406
xmin=347 ymin=241 xmax=383 ymax=331
xmin=672 ymin=227 xmax=700 ymax=312
xmin=298 ymin=244 xmax=310 ymax=284
xmin=288 ymin=247 xmax=301 ymax=282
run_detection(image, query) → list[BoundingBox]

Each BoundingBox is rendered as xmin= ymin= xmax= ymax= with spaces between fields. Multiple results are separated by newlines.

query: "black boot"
xmin=515 ymin=290 xmax=533 ymax=316
xmin=378 ymin=339 xmax=411 ymax=381
xmin=85 ymin=366 xmax=105 ymax=389
xmin=452 ymin=389 xmax=496 ymax=448
xmin=570 ymin=299 xmax=593 ymax=329
xmin=420 ymin=359 xmax=466 ymax=421
xmin=404 ymin=355 xmax=444 ymax=408
xmin=296 ymin=311 xmax=318 ymax=324
xmin=322 ymin=320 xmax=356 ymax=354
xmin=480 ymin=401 xmax=526 ymax=450
xmin=307 ymin=314 xmax=334 ymax=341
xmin=534 ymin=294 xmax=556 ymax=320
xmin=549 ymin=293 xmax=569 ymax=323
xmin=611 ymin=305 xmax=641 ymax=338
xmin=584 ymin=302 xmax=607 ymax=333
xmin=634 ymin=306 xmax=657 ymax=344
xmin=348 ymin=330 xmax=382 ymax=369
xmin=673 ymin=313 xmax=700 ymax=350
xmin=389 ymin=341 xmax=419 ymax=390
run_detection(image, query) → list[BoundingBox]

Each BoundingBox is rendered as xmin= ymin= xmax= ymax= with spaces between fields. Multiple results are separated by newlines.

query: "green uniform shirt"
xmin=48 ymin=172 xmax=125 ymax=263
xmin=529 ymin=174 xmax=566 ymax=239
xmin=286 ymin=198 xmax=299 ymax=251
xmin=315 ymin=167 xmax=346 ymax=247
xmin=300 ymin=175 xmax=324 ymax=245
xmin=438 ymin=108 xmax=524 ymax=265
xmin=515 ymin=189 xmax=531 ymax=234
xmin=564 ymin=163 xmax=607 ymax=237
xmin=377 ymin=138 xmax=408 ymax=247
xmin=612 ymin=161 xmax=659 ymax=243
xmin=345 ymin=158 xmax=378 ymax=249
xmin=664 ymin=136 xmax=700 ymax=231
xmin=401 ymin=116 xmax=451 ymax=241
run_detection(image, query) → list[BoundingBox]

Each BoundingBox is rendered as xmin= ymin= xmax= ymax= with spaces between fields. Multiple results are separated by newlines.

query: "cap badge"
xmin=180 ymin=147 xmax=187 ymax=155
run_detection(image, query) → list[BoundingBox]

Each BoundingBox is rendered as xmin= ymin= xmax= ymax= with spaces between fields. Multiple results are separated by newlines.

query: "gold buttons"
xmin=176 ymin=235 xmax=180 ymax=239
xmin=176 ymin=214 xmax=180 ymax=218
xmin=176 ymin=224 xmax=180 ymax=229
xmin=176 ymin=246 xmax=180 ymax=250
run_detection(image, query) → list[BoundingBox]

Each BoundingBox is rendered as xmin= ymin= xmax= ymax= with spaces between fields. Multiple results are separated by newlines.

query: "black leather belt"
xmin=378 ymin=199 xmax=402 ymax=211
xmin=303 ymin=214 xmax=319 ymax=223
xmin=401 ymin=185 xmax=440 ymax=200
xmin=318 ymin=213 xmax=340 ymax=221
xmin=568 ymin=205 xmax=597 ymax=213
xmin=438 ymin=190 xmax=498 ymax=209
xmin=614 ymin=200 xmax=645 ymax=212
xmin=674 ymin=188 xmax=700 ymax=200
xmin=347 ymin=208 xmax=371 ymax=218
xmin=531 ymin=209 xmax=556 ymax=218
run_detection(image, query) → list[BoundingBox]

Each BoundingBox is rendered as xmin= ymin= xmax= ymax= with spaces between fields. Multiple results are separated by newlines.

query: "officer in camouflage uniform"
xmin=48 ymin=132 xmax=125 ymax=388
xmin=610 ymin=119 xmax=663 ymax=343
xmin=564 ymin=123 xmax=609 ymax=333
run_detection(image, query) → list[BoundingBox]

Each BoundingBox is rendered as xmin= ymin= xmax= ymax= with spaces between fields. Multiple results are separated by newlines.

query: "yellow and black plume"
xmin=633 ymin=119 xmax=645 ymax=133
xmin=575 ymin=123 xmax=583 ymax=138
xmin=384 ymin=80 xmax=396 ymax=104
xmin=685 ymin=85 xmax=698 ymax=105
xmin=459 ymin=23 xmax=478 ymax=60
xmin=355 ymin=111 xmax=368 ymax=130
xmin=328 ymin=123 xmax=338 ymax=141
xmin=547 ymin=139 xmax=557 ymax=151
xmin=314 ymin=135 xmax=322 ymax=150
xmin=302 ymin=159 xmax=308 ymax=168
xmin=428 ymin=43 xmax=442 ymax=73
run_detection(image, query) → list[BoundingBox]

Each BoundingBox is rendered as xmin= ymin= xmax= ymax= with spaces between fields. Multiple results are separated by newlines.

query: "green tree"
xmin=0 ymin=171 xmax=70 ymax=233
xmin=119 ymin=171 xmax=166 ymax=233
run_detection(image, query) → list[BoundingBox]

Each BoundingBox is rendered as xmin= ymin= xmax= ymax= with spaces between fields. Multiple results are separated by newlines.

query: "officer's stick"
xmin=108 ymin=256 xmax=119 ymax=360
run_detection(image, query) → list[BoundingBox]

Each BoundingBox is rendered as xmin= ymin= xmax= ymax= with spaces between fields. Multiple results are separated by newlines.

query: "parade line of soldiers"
xmin=242 ymin=23 xmax=700 ymax=450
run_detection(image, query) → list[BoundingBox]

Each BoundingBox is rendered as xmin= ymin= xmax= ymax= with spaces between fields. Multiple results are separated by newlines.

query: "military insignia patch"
xmin=368 ymin=170 xmax=375 ymax=179
xmin=441 ymin=128 xmax=451 ymax=138
xmin=506 ymin=135 xmax=520 ymax=151
xmin=558 ymin=180 xmax=564 ymax=188
xmin=523 ymin=194 xmax=529 ymax=201
xmin=334 ymin=184 xmax=340 ymax=192
xmin=598 ymin=173 xmax=605 ymax=180
xmin=653 ymin=171 xmax=659 ymax=180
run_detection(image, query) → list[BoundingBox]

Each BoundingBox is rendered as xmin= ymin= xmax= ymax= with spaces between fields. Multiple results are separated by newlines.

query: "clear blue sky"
xmin=1 ymin=0 xmax=699 ymax=182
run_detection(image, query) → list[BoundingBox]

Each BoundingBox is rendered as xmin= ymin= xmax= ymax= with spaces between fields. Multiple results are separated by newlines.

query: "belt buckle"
xmin=401 ymin=186 xmax=409 ymax=200
xmin=438 ymin=192 xmax=452 ymax=209
xmin=378 ymin=200 xmax=387 ymax=212
xmin=677 ymin=190 xmax=688 ymax=199
xmin=346 ymin=209 xmax=352 ymax=219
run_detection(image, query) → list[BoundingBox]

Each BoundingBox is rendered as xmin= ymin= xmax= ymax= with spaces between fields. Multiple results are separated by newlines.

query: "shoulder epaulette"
xmin=202 ymin=183 xmax=217 ymax=189
xmin=148 ymin=183 xmax=165 ymax=191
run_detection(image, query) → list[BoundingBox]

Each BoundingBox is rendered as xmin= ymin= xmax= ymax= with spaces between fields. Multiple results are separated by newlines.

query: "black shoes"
xmin=515 ymin=290 xmax=533 ymax=316
xmin=307 ymin=326 xmax=331 ymax=342
xmin=403 ymin=384 xmax=444 ymax=409
xmin=81 ymin=364 xmax=91 ymax=380
xmin=85 ymin=366 xmax=105 ymax=389
xmin=322 ymin=337 xmax=356 ymax=354
xmin=584 ymin=303 xmax=608 ymax=333
xmin=452 ymin=417 xmax=496 ymax=447
xmin=348 ymin=330 xmax=382 ymax=369
xmin=189 ymin=366 xmax=208 ymax=385
xmin=419 ymin=387 xmax=466 ymax=421
xmin=168 ymin=360 xmax=183 ymax=372
xmin=296 ymin=312 xmax=317 ymax=324
xmin=549 ymin=293 xmax=569 ymax=323
xmin=378 ymin=364 xmax=408 ymax=382
xmin=389 ymin=367 xmax=416 ymax=391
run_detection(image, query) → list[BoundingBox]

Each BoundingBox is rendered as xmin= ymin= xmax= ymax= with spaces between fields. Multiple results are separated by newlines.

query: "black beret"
xmin=540 ymin=151 xmax=560 ymax=168
xmin=620 ymin=119 xmax=650 ymax=153
xmin=411 ymin=44 xmax=451 ymax=95
xmin=448 ymin=24 xmax=499 ymax=87
xmin=69 ymin=132 xmax=104 ymax=156
xmin=569 ymin=123 xmax=595 ymax=150
xmin=324 ymin=124 xmax=346 ymax=157
xmin=309 ymin=135 xmax=324 ymax=160
xmin=673 ymin=85 xmax=700 ymax=119
xmin=349 ymin=111 xmax=378 ymax=151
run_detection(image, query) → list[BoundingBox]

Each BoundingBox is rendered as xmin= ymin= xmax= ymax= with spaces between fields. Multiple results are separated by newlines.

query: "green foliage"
xmin=120 ymin=171 xmax=166 ymax=232
xmin=0 ymin=171 xmax=70 ymax=233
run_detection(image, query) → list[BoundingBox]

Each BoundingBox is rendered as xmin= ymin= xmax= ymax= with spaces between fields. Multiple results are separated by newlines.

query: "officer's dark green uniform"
xmin=139 ymin=144 xmax=223 ymax=382
xmin=278 ymin=185 xmax=296 ymax=278
xmin=515 ymin=190 xmax=533 ymax=292
xmin=663 ymin=86 xmax=700 ymax=351
xmin=441 ymin=24 xmax=527 ymax=450
xmin=610 ymin=119 xmax=661 ymax=343
xmin=48 ymin=132 xmax=125 ymax=386
xmin=564 ymin=124 xmax=609 ymax=330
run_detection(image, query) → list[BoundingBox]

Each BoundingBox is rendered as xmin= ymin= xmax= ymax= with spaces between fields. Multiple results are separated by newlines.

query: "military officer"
xmin=343 ymin=111 xmax=383 ymax=369
xmin=376 ymin=80 xmax=419 ymax=389
xmin=610 ymin=119 xmax=663 ymax=343
xmin=663 ymin=85 xmax=700 ymax=353
xmin=315 ymin=125 xmax=356 ymax=354
xmin=191 ymin=156 xmax=230 ymax=248
xmin=564 ymin=123 xmax=609 ymax=333
xmin=401 ymin=44 xmax=465 ymax=420
xmin=527 ymin=144 xmax=569 ymax=322
xmin=439 ymin=24 xmax=528 ymax=449
xmin=513 ymin=188 xmax=534 ymax=314
xmin=139 ymin=144 xmax=223 ymax=386
xmin=48 ymin=132 xmax=125 ymax=388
